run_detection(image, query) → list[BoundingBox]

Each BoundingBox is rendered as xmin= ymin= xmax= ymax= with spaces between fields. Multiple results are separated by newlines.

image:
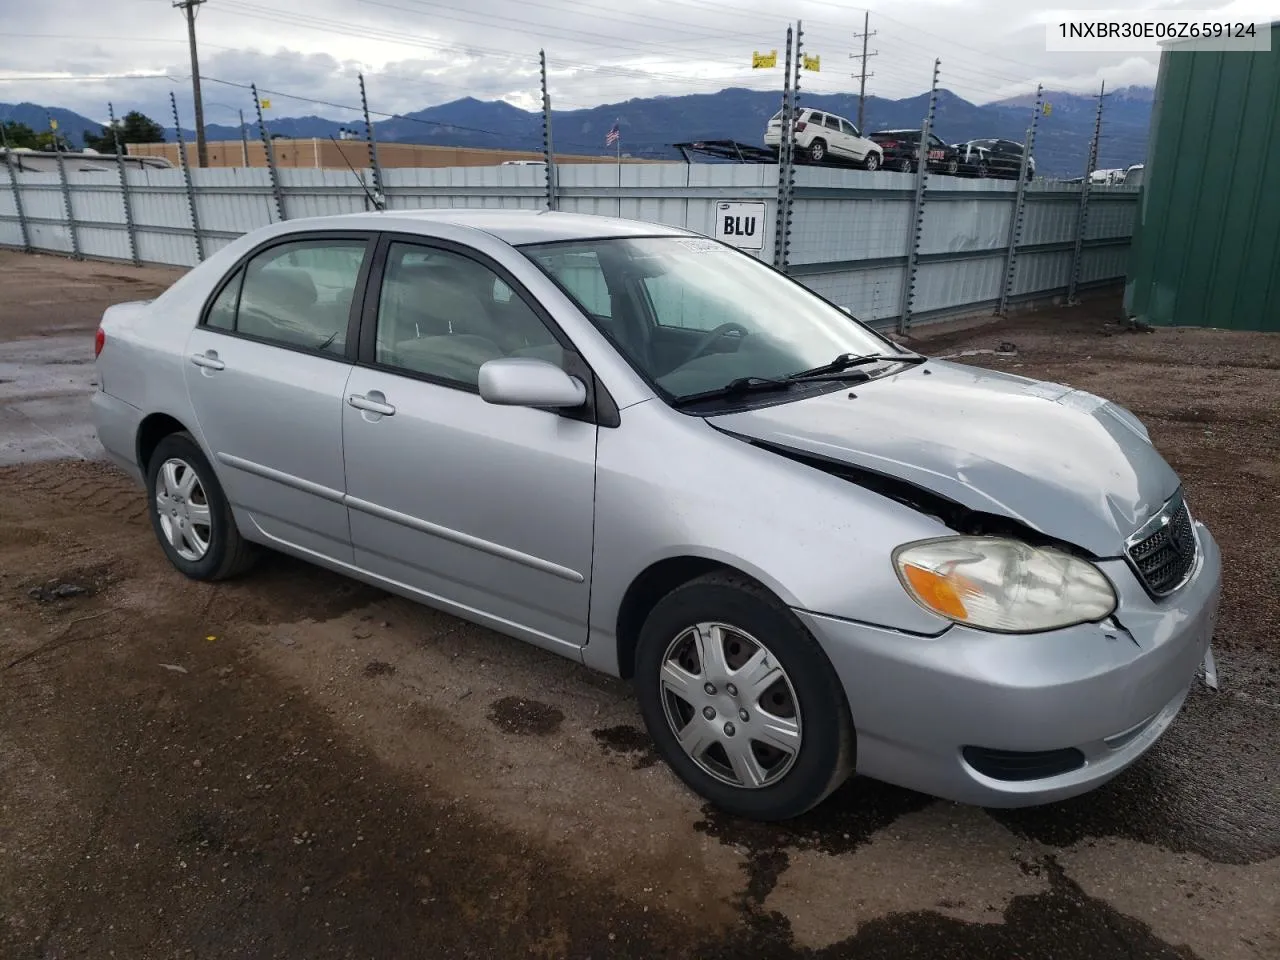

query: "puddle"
xmin=591 ymin=724 xmax=659 ymax=769
xmin=486 ymin=696 xmax=564 ymax=736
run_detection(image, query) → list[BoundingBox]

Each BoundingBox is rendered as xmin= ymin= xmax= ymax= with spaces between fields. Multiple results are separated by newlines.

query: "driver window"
xmin=824 ymin=115 xmax=840 ymax=130
xmin=532 ymin=250 xmax=612 ymax=319
xmin=374 ymin=242 xmax=562 ymax=387
xmin=643 ymin=273 xmax=744 ymax=331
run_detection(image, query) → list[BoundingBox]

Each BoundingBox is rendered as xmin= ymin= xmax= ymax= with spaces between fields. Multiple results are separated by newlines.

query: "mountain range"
xmin=1 ymin=85 xmax=1154 ymax=177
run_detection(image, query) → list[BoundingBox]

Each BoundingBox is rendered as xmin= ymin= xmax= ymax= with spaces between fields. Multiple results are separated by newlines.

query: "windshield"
xmin=520 ymin=236 xmax=899 ymax=403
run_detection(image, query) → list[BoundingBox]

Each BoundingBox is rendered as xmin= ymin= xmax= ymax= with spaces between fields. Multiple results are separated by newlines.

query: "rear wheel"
xmin=145 ymin=432 xmax=257 ymax=581
xmin=634 ymin=573 xmax=854 ymax=820
xmin=808 ymin=139 xmax=827 ymax=163
xmin=863 ymin=151 xmax=881 ymax=171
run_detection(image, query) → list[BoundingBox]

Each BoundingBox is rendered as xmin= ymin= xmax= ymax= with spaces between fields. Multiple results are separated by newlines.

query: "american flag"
xmin=605 ymin=121 xmax=620 ymax=147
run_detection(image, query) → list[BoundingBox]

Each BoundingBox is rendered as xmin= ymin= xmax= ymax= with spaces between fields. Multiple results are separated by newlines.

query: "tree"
xmin=82 ymin=111 xmax=165 ymax=154
xmin=1 ymin=121 xmax=44 ymax=150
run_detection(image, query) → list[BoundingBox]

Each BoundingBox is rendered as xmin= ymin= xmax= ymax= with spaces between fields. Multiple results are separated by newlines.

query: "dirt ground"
xmin=1 ymin=250 xmax=1278 ymax=960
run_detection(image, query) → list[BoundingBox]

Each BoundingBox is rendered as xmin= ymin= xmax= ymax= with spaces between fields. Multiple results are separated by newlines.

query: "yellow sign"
xmin=752 ymin=50 xmax=777 ymax=69
xmin=803 ymin=54 xmax=821 ymax=72
xmin=1043 ymin=102 xmax=1053 ymax=116
xmin=49 ymin=118 xmax=58 ymax=130
xmin=261 ymin=98 xmax=272 ymax=110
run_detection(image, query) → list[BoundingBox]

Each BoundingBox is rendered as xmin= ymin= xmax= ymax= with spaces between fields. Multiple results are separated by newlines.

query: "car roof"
xmin=289 ymin=209 xmax=693 ymax=246
xmin=871 ymin=129 xmax=918 ymax=135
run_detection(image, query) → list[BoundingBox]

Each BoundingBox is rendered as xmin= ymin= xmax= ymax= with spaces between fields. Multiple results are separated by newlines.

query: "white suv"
xmin=765 ymin=108 xmax=883 ymax=170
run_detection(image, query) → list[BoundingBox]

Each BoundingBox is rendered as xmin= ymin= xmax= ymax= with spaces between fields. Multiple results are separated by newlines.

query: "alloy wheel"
xmin=658 ymin=622 xmax=802 ymax=789
xmin=155 ymin=457 xmax=212 ymax=562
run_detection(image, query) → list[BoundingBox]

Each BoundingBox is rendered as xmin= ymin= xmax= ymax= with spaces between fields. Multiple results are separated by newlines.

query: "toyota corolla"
xmin=91 ymin=210 xmax=1221 ymax=820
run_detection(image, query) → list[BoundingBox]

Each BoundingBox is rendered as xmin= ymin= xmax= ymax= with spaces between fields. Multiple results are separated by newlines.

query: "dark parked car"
xmin=954 ymin=139 xmax=1036 ymax=180
xmin=866 ymin=130 xmax=961 ymax=175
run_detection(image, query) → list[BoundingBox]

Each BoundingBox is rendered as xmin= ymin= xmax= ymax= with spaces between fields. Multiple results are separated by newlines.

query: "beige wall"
xmin=127 ymin=139 xmax=651 ymax=169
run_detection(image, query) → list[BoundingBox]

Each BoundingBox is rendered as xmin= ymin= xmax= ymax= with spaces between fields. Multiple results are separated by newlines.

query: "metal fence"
xmin=0 ymin=160 xmax=1138 ymax=331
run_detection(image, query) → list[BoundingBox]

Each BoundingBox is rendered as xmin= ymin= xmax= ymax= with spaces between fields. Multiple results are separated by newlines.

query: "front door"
xmin=184 ymin=234 xmax=373 ymax=562
xmin=341 ymin=237 xmax=597 ymax=654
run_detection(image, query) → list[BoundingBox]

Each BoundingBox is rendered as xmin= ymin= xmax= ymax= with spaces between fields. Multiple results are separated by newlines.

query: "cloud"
xmin=3 ymin=0 xmax=1239 ymax=125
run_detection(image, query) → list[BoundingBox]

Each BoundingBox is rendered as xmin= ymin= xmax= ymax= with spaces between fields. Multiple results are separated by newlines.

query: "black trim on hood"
xmin=735 ymin=433 xmax=1102 ymax=560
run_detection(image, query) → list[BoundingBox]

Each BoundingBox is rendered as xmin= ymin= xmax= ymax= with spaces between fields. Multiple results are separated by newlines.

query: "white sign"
xmin=713 ymin=201 xmax=766 ymax=251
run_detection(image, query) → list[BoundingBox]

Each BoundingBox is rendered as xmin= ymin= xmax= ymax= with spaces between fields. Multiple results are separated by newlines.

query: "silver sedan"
xmin=92 ymin=210 xmax=1221 ymax=820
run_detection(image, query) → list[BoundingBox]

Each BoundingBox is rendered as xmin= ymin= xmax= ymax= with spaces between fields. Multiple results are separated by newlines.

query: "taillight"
xmin=794 ymin=120 xmax=807 ymax=132
xmin=94 ymin=327 xmax=105 ymax=357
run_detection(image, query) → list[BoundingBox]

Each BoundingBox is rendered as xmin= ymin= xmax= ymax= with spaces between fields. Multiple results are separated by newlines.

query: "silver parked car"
xmin=92 ymin=210 xmax=1221 ymax=820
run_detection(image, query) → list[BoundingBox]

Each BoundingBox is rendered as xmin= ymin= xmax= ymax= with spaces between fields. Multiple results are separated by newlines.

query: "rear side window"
xmin=205 ymin=238 xmax=368 ymax=355
xmin=206 ymin=270 xmax=241 ymax=331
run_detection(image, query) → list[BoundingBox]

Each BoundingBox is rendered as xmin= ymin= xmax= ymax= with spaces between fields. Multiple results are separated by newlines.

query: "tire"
xmin=808 ymin=139 xmax=827 ymax=163
xmin=145 ymin=431 xmax=257 ymax=581
xmin=634 ymin=572 xmax=854 ymax=820
xmin=976 ymin=160 xmax=990 ymax=179
xmin=945 ymin=157 xmax=959 ymax=176
xmin=898 ymin=157 xmax=913 ymax=173
xmin=863 ymin=151 xmax=881 ymax=171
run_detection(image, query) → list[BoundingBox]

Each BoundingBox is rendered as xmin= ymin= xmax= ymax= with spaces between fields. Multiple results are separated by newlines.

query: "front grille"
xmin=962 ymin=746 xmax=1086 ymax=782
xmin=1127 ymin=497 xmax=1197 ymax=596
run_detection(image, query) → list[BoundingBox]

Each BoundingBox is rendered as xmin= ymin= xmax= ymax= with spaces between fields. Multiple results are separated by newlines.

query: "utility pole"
xmin=850 ymin=11 xmax=878 ymax=132
xmin=174 ymin=0 xmax=208 ymax=168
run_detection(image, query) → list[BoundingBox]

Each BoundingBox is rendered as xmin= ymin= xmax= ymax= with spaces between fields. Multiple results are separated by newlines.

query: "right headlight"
xmin=893 ymin=537 xmax=1117 ymax=633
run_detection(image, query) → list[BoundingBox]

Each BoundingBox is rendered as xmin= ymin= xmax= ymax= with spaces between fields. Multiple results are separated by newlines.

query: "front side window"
xmin=523 ymin=237 xmax=896 ymax=403
xmin=374 ymin=242 xmax=562 ymax=387
xmin=840 ymin=120 xmax=858 ymax=137
xmin=231 ymin=239 xmax=368 ymax=353
xmin=825 ymin=115 xmax=840 ymax=130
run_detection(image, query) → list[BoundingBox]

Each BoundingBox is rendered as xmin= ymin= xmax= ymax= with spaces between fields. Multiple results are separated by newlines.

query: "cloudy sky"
xmin=1 ymin=0 xmax=1277 ymax=127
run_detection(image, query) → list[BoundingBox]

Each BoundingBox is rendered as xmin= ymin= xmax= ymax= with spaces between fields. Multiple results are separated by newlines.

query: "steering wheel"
xmin=683 ymin=322 xmax=751 ymax=364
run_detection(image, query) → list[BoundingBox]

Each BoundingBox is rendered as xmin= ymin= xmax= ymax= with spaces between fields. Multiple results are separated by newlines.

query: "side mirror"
xmin=478 ymin=357 xmax=587 ymax=409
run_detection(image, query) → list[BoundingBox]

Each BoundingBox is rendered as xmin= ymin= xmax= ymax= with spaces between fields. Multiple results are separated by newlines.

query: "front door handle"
xmin=190 ymin=351 xmax=225 ymax=371
xmin=348 ymin=392 xmax=396 ymax=417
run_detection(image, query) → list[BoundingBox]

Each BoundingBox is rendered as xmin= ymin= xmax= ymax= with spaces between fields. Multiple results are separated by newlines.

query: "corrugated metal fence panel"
xmin=0 ymin=158 xmax=1140 ymax=319
xmin=1012 ymin=249 xmax=1073 ymax=297
xmin=1084 ymin=191 xmax=1138 ymax=240
xmin=0 ymin=170 xmax=25 ymax=247
xmin=1127 ymin=26 xmax=1280 ymax=330
xmin=789 ymin=197 xmax=912 ymax=265
xmin=801 ymin=265 xmax=906 ymax=327
xmin=192 ymin=167 xmax=279 ymax=234
xmin=1020 ymin=195 xmax=1080 ymax=245
xmin=919 ymin=196 xmax=1012 ymax=256
xmin=124 ymin=167 xmax=201 ymax=267
xmin=913 ymin=255 xmax=1006 ymax=314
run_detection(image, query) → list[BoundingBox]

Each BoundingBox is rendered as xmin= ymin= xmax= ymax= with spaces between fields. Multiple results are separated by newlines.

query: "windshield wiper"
xmin=671 ymin=376 xmax=793 ymax=408
xmin=787 ymin=351 xmax=925 ymax=381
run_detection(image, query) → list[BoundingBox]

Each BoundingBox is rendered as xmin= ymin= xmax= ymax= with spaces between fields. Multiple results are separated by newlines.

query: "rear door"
xmin=341 ymin=235 xmax=599 ymax=654
xmin=184 ymin=233 xmax=373 ymax=562
xmin=822 ymin=114 xmax=849 ymax=157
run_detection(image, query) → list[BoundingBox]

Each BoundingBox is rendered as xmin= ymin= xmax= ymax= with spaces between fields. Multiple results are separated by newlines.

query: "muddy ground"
xmin=1 ymin=251 xmax=1277 ymax=959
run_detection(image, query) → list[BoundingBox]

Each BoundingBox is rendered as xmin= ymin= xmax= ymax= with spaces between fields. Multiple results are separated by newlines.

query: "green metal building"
xmin=1125 ymin=23 xmax=1280 ymax=331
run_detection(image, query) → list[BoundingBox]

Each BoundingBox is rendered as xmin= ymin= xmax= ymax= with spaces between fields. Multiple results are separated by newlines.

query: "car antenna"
xmin=330 ymin=135 xmax=383 ymax=212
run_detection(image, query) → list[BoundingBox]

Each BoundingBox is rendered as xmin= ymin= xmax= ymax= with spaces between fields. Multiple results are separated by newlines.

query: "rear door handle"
xmin=348 ymin=393 xmax=396 ymax=417
xmin=190 ymin=351 xmax=225 ymax=371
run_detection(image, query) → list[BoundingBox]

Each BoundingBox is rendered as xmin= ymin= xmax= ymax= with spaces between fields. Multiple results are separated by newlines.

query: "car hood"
xmin=710 ymin=360 xmax=1179 ymax=556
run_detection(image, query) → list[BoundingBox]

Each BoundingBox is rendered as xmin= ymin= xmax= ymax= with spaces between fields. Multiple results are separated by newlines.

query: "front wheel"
xmin=146 ymin=431 xmax=258 ymax=580
xmin=634 ymin=573 xmax=854 ymax=820
xmin=898 ymin=157 xmax=913 ymax=173
xmin=945 ymin=157 xmax=959 ymax=175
